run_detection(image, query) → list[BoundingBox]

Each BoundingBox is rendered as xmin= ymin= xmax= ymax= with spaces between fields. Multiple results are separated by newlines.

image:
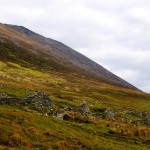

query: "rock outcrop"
xmin=0 ymin=92 xmax=53 ymax=114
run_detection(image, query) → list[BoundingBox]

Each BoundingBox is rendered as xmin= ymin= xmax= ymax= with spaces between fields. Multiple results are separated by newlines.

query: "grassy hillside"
xmin=0 ymin=24 xmax=150 ymax=150
xmin=0 ymin=57 xmax=150 ymax=149
xmin=1 ymin=105 xmax=150 ymax=150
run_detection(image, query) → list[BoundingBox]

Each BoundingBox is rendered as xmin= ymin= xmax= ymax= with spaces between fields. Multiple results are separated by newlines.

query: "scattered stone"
xmin=102 ymin=110 xmax=115 ymax=119
xmin=0 ymin=93 xmax=11 ymax=99
xmin=141 ymin=111 xmax=148 ymax=118
xmin=77 ymin=101 xmax=90 ymax=114
xmin=141 ymin=118 xmax=150 ymax=125
xmin=124 ymin=118 xmax=133 ymax=124
xmin=21 ymin=92 xmax=52 ymax=107
xmin=0 ymin=92 xmax=19 ymax=105
xmin=128 ymin=111 xmax=143 ymax=117
xmin=57 ymin=113 xmax=65 ymax=120
xmin=0 ymin=92 xmax=53 ymax=114
xmin=21 ymin=92 xmax=53 ymax=114
xmin=1 ymin=92 xmax=150 ymax=126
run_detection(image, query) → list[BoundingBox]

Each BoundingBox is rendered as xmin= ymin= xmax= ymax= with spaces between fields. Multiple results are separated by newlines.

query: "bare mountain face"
xmin=0 ymin=23 xmax=139 ymax=91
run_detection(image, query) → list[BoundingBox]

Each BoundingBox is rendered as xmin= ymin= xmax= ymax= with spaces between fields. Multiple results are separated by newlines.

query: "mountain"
xmin=0 ymin=23 xmax=139 ymax=91
xmin=1 ymin=23 xmax=150 ymax=150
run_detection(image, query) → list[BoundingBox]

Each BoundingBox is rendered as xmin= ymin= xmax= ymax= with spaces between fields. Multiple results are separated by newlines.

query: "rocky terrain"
xmin=1 ymin=92 xmax=149 ymax=126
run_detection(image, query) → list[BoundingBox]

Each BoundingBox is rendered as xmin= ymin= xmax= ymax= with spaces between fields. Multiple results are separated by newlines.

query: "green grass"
xmin=0 ymin=41 xmax=150 ymax=149
xmin=0 ymin=105 xmax=150 ymax=150
xmin=0 ymin=59 xmax=150 ymax=111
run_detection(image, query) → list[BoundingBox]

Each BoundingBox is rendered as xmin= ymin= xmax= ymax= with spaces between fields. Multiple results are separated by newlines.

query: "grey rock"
xmin=141 ymin=111 xmax=148 ymax=118
xmin=0 ymin=92 xmax=53 ymax=114
xmin=128 ymin=111 xmax=149 ymax=118
xmin=22 ymin=92 xmax=52 ymax=113
xmin=0 ymin=93 xmax=10 ymax=99
xmin=77 ymin=101 xmax=90 ymax=114
xmin=0 ymin=93 xmax=20 ymax=105
xmin=141 ymin=118 xmax=150 ymax=125
xmin=128 ymin=111 xmax=143 ymax=118
xmin=102 ymin=110 xmax=115 ymax=119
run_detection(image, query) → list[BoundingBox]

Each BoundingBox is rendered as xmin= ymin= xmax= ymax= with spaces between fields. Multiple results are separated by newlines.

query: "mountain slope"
xmin=0 ymin=23 xmax=139 ymax=90
xmin=1 ymin=23 xmax=150 ymax=150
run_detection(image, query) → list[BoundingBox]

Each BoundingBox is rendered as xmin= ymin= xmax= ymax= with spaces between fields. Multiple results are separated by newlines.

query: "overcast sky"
xmin=0 ymin=0 xmax=150 ymax=93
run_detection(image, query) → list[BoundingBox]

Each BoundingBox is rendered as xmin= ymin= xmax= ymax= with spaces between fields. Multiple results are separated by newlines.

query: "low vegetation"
xmin=0 ymin=105 xmax=150 ymax=150
xmin=0 ymin=24 xmax=150 ymax=149
xmin=0 ymin=61 xmax=150 ymax=149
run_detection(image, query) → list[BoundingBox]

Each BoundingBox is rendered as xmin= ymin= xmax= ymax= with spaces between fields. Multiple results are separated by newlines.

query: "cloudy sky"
xmin=0 ymin=0 xmax=150 ymax=93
